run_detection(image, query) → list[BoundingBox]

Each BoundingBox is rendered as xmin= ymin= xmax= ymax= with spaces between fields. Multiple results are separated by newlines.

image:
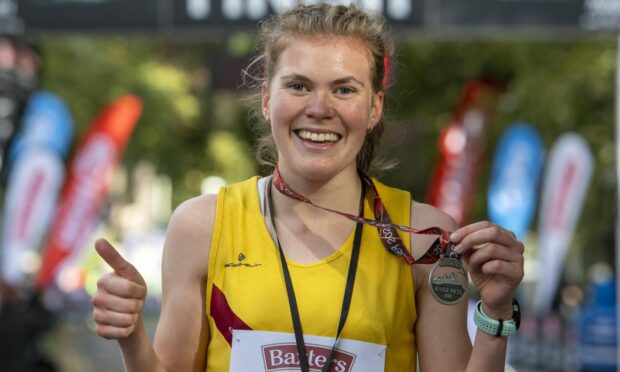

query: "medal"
xmin=428 ymin=246 xmax=468 ymax=305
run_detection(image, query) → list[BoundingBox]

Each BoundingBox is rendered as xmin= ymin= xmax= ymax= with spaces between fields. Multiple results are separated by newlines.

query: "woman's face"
xmin=262 ymin=36 xmax=383 ymax=181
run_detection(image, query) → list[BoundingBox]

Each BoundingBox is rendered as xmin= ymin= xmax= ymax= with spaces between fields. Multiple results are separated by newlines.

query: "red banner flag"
xmin=37 ymin=95 xmax=142 ymax=288
xmin=427 ymin=80 xmax=503 ymax=226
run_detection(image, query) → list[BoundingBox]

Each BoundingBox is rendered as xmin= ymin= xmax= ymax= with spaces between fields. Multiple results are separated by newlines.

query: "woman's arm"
xmin=93 ymin=194 xmax=217 ymax=372
xmin=153 ymin=194 xmax=216 ymax=371
xmin=411 ymin=202 xmax=524 ymax=372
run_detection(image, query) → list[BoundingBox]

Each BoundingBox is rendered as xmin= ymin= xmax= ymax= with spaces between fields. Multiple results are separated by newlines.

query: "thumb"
xmin=95 ymin=238 xmax=145 ymax=285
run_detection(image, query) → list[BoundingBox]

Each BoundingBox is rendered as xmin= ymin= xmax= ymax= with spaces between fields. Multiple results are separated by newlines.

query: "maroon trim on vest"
xmin=210 ymin=284 xmax=253 ymax=345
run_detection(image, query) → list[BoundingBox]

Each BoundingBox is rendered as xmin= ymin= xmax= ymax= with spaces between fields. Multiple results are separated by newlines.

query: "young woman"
xmin=92 ymin=4 xmax=524 ymax=371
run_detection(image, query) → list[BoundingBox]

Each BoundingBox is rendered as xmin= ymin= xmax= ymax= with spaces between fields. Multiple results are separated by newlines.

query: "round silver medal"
xmin=428 ymin=256 xmax=468 ymax=305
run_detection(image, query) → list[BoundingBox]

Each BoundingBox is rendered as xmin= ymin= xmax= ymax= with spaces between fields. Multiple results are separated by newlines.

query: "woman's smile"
xmin=295 ymin=129 xmax=341 ymax=144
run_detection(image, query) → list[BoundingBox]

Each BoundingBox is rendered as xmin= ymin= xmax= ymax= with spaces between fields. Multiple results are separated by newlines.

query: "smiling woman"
xmin=91 ymin=3 xmax=525 ymax=372
xmin=247 ymin=5 xmax=394 ymax=176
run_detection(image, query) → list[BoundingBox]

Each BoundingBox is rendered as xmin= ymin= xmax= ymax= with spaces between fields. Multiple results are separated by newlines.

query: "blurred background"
xmin=0 ymin=0 xmax=618 ymax=371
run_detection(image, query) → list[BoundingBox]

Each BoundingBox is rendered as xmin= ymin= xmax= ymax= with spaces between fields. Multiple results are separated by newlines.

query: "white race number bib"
xmin=230 ymin=329 xmax=386 ymax=372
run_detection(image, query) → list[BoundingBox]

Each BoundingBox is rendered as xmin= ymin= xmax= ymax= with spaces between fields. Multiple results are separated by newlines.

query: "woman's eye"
xmin=336 ymin=87 xmax=355 ymax=95
xmin=288 ymin=83 xmax=305 ymax=91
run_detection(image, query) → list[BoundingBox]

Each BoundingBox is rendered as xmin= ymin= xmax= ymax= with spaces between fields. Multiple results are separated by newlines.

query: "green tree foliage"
xmin=38 ymin=35 xmax=616 ymax=268
xmin=38 ymin=36 xmax=256 ymax=206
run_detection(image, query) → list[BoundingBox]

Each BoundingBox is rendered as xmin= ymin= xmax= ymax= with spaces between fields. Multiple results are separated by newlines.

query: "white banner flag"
xmin=532 ymin=132 xmax=594 ymax=315
xmin=1 ymin=149 xmax=65 ymax=285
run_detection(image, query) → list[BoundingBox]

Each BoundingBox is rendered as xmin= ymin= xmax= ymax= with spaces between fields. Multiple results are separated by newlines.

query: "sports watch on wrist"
xmin=473 ymin=298 xmax=521 ymax=337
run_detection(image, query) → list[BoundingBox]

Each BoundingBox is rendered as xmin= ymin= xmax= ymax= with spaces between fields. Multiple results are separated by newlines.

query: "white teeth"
xmin=297 ymin=130 xmax=339 ymax=143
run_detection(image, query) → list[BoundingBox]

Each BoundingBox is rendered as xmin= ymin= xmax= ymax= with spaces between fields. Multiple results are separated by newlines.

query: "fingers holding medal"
xmin=449 ymin=221 xmax=525 ymax=309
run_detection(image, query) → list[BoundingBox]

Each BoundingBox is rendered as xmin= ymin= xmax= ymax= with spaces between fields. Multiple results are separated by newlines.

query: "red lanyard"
xmin=272 ymin=168 xmax=454 ymax=264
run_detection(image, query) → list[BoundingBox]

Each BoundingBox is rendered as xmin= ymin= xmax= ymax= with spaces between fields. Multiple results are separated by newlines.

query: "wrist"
xmin=118 ymin=317 xmax=147 ymax=349
xmin=480 ymin=301 xmax=513 ymax=320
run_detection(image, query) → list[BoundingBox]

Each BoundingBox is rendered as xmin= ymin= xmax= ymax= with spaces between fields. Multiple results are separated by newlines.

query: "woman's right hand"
xmin=92 ymin=238 xmax=147 ymax=340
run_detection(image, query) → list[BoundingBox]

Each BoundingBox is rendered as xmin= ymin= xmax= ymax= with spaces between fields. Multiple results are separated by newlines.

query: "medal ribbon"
xmin=272 ymin=168 xmax=454 ymax=264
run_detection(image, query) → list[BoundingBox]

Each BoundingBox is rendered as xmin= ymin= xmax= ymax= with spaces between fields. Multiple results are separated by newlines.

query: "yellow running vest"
xmin=206 ymin=177 xmax=417 ymax=371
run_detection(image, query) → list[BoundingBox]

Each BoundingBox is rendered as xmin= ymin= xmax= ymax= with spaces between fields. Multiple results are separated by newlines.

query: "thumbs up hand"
xmin=92 ymin=239 xmax=148 ymax=340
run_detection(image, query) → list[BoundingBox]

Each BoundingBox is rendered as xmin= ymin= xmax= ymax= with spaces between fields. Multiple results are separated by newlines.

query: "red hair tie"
xmin=382 ymin=54 xmax=390 ymax=88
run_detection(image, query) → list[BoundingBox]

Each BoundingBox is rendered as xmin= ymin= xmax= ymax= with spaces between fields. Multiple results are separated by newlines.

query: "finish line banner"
xmin=3 ymin=0 xmax=619 ymax=34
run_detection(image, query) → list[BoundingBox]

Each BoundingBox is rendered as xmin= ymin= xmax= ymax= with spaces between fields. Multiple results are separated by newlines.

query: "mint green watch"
xmin=473 ymin=299 xmax=521 ymax=337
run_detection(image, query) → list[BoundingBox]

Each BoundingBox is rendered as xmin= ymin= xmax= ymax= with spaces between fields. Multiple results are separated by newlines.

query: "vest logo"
xmin=262 ymin=343 xmax=356 ymax=372
xmin=224 ymin=251 xmax=261 ymax=268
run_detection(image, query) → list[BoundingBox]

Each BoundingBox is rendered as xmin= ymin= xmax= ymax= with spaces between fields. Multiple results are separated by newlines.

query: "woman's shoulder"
xmin=170 ymin=194 xmax=218 ymax=233
xmin=162 ymin=194 xmax=218 ymax=276
xmin=410 ymin=200 xmax=458 ymax=232
xmin=166 ymin=176 xmax=260 ymax=238
xmin=372 ymin=177 xmax=457 ymax=232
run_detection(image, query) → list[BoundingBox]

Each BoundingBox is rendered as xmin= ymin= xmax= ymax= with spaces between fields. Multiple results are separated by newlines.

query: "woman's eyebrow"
xmin=280 ymin=74 xmax=365 ymax=87
xmin=333 ymin=77 xmax=365 ymax=87
xmin=279 ymin=73 xmax=312 ymax=83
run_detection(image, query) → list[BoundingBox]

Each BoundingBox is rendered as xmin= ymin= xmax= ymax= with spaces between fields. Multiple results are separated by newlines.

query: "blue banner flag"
xmin=487 ymin=123 xmax=545 ymax=240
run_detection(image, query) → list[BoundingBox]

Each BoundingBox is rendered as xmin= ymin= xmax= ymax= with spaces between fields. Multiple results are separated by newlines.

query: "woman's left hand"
xmin=450 ymin=221 xmax=524 ymax=316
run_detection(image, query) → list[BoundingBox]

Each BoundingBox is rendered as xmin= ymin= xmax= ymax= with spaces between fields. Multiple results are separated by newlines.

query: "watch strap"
xmin=473 ymin=300 xmax=518 ymax=337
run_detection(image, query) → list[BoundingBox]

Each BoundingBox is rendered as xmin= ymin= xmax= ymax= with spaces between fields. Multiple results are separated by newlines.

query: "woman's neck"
xmin=272 ymin=165 xmax=363 ymax=218
xmin=265 ymin=164 xmax=364 ymax=263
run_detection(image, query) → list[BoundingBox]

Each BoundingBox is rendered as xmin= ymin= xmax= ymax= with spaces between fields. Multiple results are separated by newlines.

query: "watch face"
xmin=512 ymin=298 xmax=521 ymax=330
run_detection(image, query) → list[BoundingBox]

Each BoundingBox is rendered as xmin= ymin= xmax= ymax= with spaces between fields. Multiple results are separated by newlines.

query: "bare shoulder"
xmin=168 ymin=194 xmax=218 ymax=234
xmin=163 ymin=193 xmax=218 ymax=279
xmin=410 ymin=200 xmax=457 ymax=232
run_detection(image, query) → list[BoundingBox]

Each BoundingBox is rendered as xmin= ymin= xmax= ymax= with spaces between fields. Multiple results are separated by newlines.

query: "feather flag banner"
xmin=1 ymin=91 xmax=73 ymax=286
xmin=37 ymin=95 xmax=142 ymax=289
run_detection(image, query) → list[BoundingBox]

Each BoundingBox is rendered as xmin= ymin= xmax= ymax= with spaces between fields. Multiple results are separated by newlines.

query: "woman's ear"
xmin=369 ymin=91 xmax=384 ymax=129
xmin=261 ymin=82 xmax=270 ymax=122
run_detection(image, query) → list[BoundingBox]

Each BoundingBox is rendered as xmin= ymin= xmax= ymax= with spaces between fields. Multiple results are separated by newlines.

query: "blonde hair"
xmin=245 ymin=3 xmax=395 ymax=174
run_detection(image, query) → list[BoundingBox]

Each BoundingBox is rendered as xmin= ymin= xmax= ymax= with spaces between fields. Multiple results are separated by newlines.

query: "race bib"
xmin=230 ymin=329 xmax=386 ymax=372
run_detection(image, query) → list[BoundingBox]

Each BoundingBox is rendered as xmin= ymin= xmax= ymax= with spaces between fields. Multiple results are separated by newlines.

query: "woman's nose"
xmin=304 ymin=91 xmax=334 ymax=120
